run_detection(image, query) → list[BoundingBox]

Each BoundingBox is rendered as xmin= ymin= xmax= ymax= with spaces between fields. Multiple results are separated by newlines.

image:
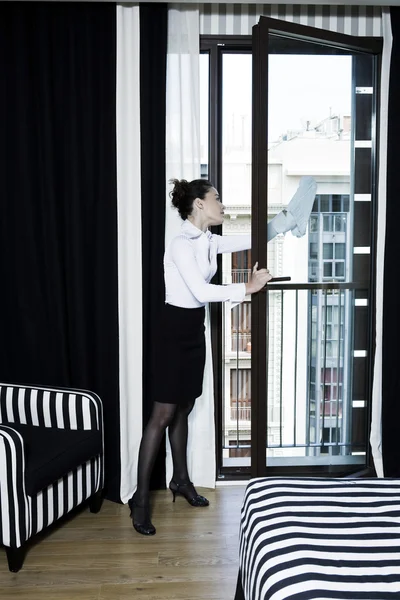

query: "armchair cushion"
xmin=3 ymin=422 xmax=102 ymax=496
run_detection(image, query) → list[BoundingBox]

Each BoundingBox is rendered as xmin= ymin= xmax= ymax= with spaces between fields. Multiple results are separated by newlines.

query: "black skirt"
xmin=154 ymin=304 xmax=206 ymax=405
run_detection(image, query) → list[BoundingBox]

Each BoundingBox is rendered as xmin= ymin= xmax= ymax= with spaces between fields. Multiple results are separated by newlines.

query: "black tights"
xmin=135 ymin=399 xmax=195 ymax=504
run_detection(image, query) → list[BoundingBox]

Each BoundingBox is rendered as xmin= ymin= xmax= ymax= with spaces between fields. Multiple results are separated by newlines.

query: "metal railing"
xmin=230 ymin=406 xmax=251 ymax=421
xmin=224 ymin=283 xmax=370 ymax=465
xmin=232 ymin=269 xmax=251 ymax=283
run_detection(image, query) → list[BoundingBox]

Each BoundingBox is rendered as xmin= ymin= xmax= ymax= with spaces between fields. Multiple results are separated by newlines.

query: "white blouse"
xmin=164 ymin=220 xmax=251 ymax=309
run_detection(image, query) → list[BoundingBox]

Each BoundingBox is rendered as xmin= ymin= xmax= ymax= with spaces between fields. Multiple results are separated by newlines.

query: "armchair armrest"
xmin=0 ymin=383 xmax=103 ymax=432
xmin=0 ymin=425 xmax=29 ymax=548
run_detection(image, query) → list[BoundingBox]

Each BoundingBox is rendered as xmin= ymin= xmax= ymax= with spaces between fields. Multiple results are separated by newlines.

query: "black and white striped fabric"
xmin=0 ymin=383 xmax=104 ymax=550
xmin=237 ymin=477 xmax=400 ymax=600
xmin=199 ymin=3 xmax=383 ymax=36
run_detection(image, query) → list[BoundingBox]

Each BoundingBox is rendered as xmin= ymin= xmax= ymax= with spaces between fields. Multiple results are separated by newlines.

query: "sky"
xmin=200 ymin=53 xmax=352 ymax=146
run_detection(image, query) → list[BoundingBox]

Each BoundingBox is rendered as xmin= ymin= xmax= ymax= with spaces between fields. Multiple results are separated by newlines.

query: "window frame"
xmin=201 ymin=26 xmax=382 ymax=480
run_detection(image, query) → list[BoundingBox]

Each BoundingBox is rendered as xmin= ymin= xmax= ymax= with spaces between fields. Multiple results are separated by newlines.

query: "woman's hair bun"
xmin=169 ymin=179 xmax=190 ymax=209
xmin=169 ymin=178 xmax=213 ymax=220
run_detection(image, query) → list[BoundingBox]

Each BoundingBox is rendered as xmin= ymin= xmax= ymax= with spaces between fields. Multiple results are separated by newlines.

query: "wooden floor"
xmin=0 ymin=485 xmax=245 ymax=600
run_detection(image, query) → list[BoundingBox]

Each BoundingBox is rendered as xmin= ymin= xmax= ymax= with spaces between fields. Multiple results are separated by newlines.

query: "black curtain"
xmin=382 ymin=8 xmax=400 ymax=477
xmin=0 ymin=2 xmax=121 ymax=501
xmin=140 ymin=3 xmax=168 ymax=490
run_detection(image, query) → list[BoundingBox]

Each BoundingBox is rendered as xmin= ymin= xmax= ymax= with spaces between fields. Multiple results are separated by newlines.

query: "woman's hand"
xmin=245 ymin=262 xmax=273 ymax=295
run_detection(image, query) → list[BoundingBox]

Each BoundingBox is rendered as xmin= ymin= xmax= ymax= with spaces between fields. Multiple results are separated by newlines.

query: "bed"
xmin=235 ymin=477 xmax=400 ymax=600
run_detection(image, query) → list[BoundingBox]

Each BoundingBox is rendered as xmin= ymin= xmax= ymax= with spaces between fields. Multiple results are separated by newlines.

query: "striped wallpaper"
xmin=199 ymin=4 xmax=383 ymax=36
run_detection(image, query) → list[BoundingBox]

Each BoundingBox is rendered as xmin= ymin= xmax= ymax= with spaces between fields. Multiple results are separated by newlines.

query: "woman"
xmin=129 ymin=176 xmax=317 ymax=536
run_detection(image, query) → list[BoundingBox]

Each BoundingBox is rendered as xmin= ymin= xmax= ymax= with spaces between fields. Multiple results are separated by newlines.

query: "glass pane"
xmin=310 ymin=215 xmax=319 ymax=233
xmin=310 ymin=242 xmax=318 ymax=259
xmin=221 ymin=53 xmax=252 ymax=468
xmin=323 ymin=215 xmax=333 ymax=232
xmin=335 ymin=243 xmax=345 ymax=259
xmin=321 ymin=197 xmax=330 ymax=212
xmin=262 ymin=47 xmax=368 ymax=469
xmin=332 ymin=196 xmax=342 ymax=212
xmin=334 ymin=215 xmax=346 ymax=232
xmin=323 ymin=243 xmax=333 ymax=260
xmin=335 ymin=262 xmax=345 ymax=277
xmin=265 ymin=52 xmax=360 ymax=468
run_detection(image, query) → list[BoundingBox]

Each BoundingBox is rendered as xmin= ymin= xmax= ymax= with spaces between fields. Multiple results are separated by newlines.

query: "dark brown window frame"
xmin=201 ymin=26 xmax=382 ymax=481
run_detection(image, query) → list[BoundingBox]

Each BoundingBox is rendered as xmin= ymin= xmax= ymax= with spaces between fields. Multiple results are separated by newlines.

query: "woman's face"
xmin=201 ymin=187 xmax=225 ymax=226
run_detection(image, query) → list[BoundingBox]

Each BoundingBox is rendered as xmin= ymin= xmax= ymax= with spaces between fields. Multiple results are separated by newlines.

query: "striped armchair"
xmin=0 ymin=382 xmax=104 ymax=572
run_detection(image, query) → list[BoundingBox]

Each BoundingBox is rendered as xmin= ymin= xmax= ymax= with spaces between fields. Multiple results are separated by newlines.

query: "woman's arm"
xmin=214 ymin=234 xmax=251 ymax=254
xmin=213 ymin=220 xmax=285 ymax=254
xmin=170 ymin=237 xmax=246 ymax=304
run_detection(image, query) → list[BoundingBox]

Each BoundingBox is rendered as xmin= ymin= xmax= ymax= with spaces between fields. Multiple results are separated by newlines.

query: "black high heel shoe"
xmin=128 ymin=493 xmax=156 ymax=536
xmin=169 ymin=480 xmax=209 ymax=507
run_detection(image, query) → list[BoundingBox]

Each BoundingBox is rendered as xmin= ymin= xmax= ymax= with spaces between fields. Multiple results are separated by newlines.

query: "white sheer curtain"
xmin=165 ymin=3 xmax=216 ymax=489
xmin=165 ymin=4 xmax=201 ymax=245
xmin=116 ymin=4 xmax=142 ymax=503
xmin=370 ymin=8 xmax=392 ymax=478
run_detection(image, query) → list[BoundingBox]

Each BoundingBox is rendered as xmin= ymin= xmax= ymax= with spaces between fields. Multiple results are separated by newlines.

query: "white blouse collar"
xmin=181 ymin=219 xmax=212 ymax=240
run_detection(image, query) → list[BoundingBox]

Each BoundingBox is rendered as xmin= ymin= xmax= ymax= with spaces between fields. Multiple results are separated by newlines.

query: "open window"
xmin=201 ymin=19 xmax=382 ymax=479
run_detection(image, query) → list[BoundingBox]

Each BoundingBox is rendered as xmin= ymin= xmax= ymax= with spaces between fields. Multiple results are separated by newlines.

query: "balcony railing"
xmin=231 ymin=332 xmax=251 ymax=352
xmin=230 ymin=406 xmax=251 ymax=421
xmin=232 ymin=269 xmax=251 ymax=283
xmin=224 ymin=283 xmax=370 ymax=466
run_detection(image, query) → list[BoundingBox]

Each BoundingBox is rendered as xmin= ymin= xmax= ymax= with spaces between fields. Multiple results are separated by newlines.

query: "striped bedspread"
xmin=236 ymin=477 xmax=400 ymax=600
